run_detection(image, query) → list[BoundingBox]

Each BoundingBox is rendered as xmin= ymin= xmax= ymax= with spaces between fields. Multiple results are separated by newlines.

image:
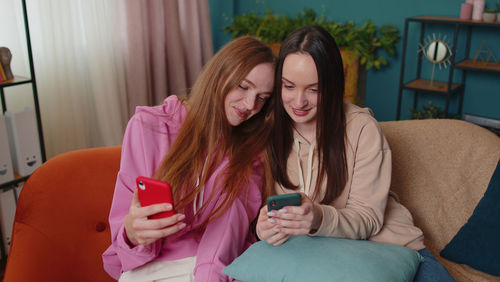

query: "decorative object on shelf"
xmin=460 ymin=2 xmax=473 ymax=20
xmin=0 ymin=187 xmax=18 ymax=254
xmin=483 ymin=8 xmax=497 ymax=21
xmin=0 ymin=47 xmax=14 ymax=81
xmin=0 ymin=115 xmax=14 ymax=184
xmin=5 ymin=108 xmax=42 ymax=177
xmin=472 ymin=0 xmax=485 ymax=20
xmin=418 ymin=33 xmax=452 ymax=88
xmin=473 ymin=40 xmax=498 ymax=65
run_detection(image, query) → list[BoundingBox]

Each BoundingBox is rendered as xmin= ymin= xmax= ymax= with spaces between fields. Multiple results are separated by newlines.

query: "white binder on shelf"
xmin=0 ymin=188 xmax=17 ymax=254
xmin=5 ymin=108 xmax=42 ymax=176
xmin=0 ymin=114 xmax=15 ymax=184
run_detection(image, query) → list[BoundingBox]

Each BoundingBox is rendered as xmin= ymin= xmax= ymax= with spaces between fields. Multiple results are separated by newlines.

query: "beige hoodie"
xmin=275 ymin=101 xmax=425 ymax=250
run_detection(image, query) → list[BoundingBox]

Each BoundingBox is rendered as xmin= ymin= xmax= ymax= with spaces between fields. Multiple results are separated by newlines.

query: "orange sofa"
xmin=3 ymin=146 xmax=121 ymax=282
xmin=3 ymin=119 xmax=500 ymax=281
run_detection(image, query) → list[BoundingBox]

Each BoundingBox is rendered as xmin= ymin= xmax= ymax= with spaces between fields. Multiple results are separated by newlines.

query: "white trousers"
xmin=119 ymin=256 xmax=196 ymax=282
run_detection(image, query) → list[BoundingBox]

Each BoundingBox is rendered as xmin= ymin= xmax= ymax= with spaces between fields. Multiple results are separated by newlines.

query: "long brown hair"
xmin=269 ymin=26 xmax=347 ymax=204
xmin=154 ymin=36 xmax=275 ymax=230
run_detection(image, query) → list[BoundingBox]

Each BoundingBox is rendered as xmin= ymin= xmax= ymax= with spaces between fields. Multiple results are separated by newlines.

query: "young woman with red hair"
xmin=103 ymin=36 xmax=275 ymax=282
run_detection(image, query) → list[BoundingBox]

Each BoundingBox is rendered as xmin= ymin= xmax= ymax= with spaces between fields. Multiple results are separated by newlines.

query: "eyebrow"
xmin=242 ymin=78 xmax=273 ymax=95
xmin=281 ymin=77 xmax=318 ymax=88
xmin=242 ymin=78 xmax=255 ymax=88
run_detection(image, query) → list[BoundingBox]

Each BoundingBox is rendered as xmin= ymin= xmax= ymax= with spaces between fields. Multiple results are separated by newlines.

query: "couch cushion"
xmin=440 ymin=160 xmax=500 ymax=276
xmin=223 ymin=236 xmax=423 ymax=282
xmin=379 ymin=120 xmax=500 ymax=252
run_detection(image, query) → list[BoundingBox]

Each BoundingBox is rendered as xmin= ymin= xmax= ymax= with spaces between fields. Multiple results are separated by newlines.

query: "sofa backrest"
xmin=380 ymin=119 xmax=500 ymax=251
xmin=3 ymin=146 xmax=121 ymax=282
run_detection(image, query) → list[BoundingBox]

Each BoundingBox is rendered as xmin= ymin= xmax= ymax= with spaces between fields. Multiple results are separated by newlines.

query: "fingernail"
xmin=278 ymin=209 xmax=287 ymax=213
xmin=177 ymin=214 xmax=185 ymax=221
xmin=178 ymin=223 xmax=186 ymax=229
xmin=165 ymin=203 xmax=172 ymax=210
xmin=268 ymin=218 xmax=275 ymax=224
xmin=267 ymin=212 xmax=275 ymax=217
xmin=273 ymin=228 xmax=281 ymax=232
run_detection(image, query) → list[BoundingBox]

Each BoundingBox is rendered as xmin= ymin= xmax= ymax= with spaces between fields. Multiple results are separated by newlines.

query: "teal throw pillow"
xmin=223 ymin=235 xmax=423 ymax=282
xmin=440 ymin=160 xmax=500 ymax=276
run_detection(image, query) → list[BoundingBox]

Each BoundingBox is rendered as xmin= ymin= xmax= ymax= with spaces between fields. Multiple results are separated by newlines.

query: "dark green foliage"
xmin=410 ymin=101 xmax=460 ymax=119
xmin=224 ymin=9 xmax=400 ymax=70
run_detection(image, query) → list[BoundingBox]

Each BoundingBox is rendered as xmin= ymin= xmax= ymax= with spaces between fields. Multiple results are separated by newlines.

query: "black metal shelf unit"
xmin=0 ymin=0 xmax=46 ymax=263
xmin=396 ymin=16 xmax=500 ymax=120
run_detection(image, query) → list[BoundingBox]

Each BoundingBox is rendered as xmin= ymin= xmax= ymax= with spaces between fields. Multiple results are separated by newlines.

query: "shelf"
xmin=403 ymin=79 xmax=463 ymax=94
xmin=410 ymin=16 xmax=500 ymax=27
xmin=397 ymin=15 xmax=500 ymax=120
xmin=0 ymin=174 xmax=29 ymax=190
xmin=0 ymin=76 xmax=32 ymax=88
xmin=455 ymin=60 xmax=500 ymax=73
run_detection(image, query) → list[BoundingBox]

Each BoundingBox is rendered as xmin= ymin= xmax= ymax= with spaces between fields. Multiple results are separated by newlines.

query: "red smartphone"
xmin=136 ymin=176 xmax=175 ymax=219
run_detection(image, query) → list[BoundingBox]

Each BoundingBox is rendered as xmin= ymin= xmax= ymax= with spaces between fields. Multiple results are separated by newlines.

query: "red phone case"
xmin=136 ymin=176 xmax=175 ymax=219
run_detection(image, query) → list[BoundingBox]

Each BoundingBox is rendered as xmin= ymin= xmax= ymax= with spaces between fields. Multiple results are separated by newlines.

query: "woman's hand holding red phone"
xmin=124 ymin=188 xmax=186 ymax=246
xmin=256 ymin=192 xmax=323 ymax=246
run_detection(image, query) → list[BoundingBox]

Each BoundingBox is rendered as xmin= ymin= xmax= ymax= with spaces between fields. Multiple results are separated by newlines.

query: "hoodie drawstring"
xmin=193 ymin=158 xmax=207 ymax=215
xmin=294 ymin=138 xmax=316 ymax=197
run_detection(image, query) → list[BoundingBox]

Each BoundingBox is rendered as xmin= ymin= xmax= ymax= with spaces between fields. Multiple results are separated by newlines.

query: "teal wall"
xmin=209 ymin=0 xmax=500 ymax=122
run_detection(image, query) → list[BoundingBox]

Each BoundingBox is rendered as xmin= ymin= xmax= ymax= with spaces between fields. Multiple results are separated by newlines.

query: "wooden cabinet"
xmin=396 ymin=16 xmax=500 ymax=120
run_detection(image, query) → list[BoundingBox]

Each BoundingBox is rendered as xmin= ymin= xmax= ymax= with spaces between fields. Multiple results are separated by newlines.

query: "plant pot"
xmin=483 ymin=12 xmax=496 ymax=22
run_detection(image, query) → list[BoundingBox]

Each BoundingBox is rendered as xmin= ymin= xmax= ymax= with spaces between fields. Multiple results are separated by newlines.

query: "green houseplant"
xmin=483 ymin=8 xmax=497 ymax=22
xmin=224 ymin=9 xmax=400 ymax=70
xmin=409 ymin=101 xmax=460 ymax=119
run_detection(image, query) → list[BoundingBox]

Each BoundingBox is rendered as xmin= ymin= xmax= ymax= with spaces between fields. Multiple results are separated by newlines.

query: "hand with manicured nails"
xmin=256 ymin=205 xmax=291 ymax=246
xmin=256 ymin=193 xmax=323 ymax=246
xmin=124 ymin=188 xmax=186 ymax=246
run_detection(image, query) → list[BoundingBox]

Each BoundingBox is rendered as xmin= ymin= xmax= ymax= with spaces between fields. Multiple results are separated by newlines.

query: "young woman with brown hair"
xmin=102 ymin=36 xmax=275 ymax=281
xmin=256 ymin=26 xmax=455 ymax=281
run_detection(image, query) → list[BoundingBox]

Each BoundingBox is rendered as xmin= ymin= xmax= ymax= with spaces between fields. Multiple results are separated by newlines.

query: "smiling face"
xmin=25 ymin=155 xmax=37 ymax=167
xmin=224 ymin=62 xmax=274 ymax=126
xmin=281 ymin=52 xmax=319 ymax=139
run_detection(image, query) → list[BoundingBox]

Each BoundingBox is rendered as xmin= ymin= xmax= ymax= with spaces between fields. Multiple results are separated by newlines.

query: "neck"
xmin=293 ymin=123 xmax=316 ymax=144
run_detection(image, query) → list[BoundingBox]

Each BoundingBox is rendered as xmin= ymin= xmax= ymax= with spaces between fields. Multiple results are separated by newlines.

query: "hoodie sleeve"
xmin=102 ymin=114 xmax=163 ymax=279
xmin=193 ymin=161 xmax=263 ymax=282
xmin=311 ymin=115 xmax=391 ymax=239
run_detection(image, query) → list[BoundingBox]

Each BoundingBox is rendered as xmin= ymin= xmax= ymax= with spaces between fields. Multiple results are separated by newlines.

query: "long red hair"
xmin=154 ymin=36 xmax=275 ymax=230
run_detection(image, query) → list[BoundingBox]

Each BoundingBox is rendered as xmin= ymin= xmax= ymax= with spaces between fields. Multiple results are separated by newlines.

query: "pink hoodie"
xmin=102 ymin=95 xmax=263 ymax=281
